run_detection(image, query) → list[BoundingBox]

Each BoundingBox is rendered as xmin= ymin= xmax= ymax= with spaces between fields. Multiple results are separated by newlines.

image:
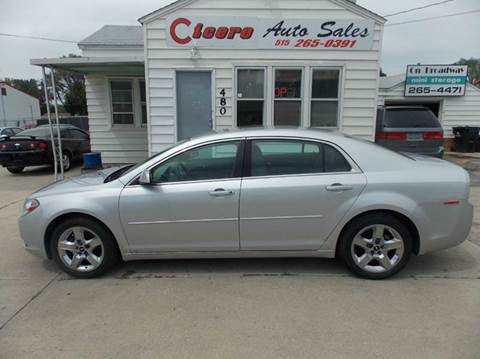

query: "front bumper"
xmin=18 ymin=211 xmax=49 ymax=260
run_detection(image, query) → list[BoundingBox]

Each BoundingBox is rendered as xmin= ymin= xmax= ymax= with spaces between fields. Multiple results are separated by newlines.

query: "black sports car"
xmin=0 ymin=124 xmax=91 ymax=174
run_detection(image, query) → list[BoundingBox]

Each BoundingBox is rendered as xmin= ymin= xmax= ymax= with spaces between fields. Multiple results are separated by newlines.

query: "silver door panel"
xmin=119 ymin=179 xmax=241 ymax=252
xmin=239 ymin=173 xmax=367 ymax=250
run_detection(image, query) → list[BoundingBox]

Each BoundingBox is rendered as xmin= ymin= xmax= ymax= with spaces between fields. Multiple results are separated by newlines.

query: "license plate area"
xmin=407 ymin=133 xmax=423 ymax=141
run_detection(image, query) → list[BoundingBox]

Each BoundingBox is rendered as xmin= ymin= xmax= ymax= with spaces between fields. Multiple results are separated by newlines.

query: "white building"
xmin=32 ymin=0 xmax=386 ymax=165
xmin=0 ymin=81 xmax=41 ymax=128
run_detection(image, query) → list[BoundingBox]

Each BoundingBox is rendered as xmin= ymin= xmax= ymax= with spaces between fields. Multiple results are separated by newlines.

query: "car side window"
xmin=13 ymin=128 xmax=23 ymax=135
xmin=250 ymin=139 xmax=351 ymax=177
xmin=151 ymin=141 xmax=242 ymax=184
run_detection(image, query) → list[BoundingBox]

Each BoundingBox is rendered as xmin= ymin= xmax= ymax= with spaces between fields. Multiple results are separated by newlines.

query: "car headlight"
xmin=23 ymin=199 xmax=40 ymax=215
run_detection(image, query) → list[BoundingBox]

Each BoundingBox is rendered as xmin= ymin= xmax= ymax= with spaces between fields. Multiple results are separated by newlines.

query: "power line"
xmin=384 ymin=0 xmax=455 ymax=17
xmin=386 ymin=9 xmax=480 ymax=26
xmin=0 ymin=32 xmax=77 ymax=44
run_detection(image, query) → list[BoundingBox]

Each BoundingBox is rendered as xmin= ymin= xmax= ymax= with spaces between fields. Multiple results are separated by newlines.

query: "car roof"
xmin=38 ymin=124 xmax=82 ymax=130
xmin=187 ymin=128 xmax=349 ymax=145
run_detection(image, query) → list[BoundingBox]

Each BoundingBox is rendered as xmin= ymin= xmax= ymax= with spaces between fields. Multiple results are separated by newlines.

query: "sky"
xmin=0 ymin=0 xmax=479 ymax=79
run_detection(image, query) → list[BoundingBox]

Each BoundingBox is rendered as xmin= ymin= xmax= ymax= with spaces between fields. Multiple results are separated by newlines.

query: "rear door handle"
xmin=326 ymin=183 xmax=353 ymax=192
xmin=209 ymin=189 xmax=235 ymax=197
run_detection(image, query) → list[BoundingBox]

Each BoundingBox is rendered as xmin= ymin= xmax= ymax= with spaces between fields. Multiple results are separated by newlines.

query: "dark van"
xmin=376 ymin=106 xmax=444 ymax=158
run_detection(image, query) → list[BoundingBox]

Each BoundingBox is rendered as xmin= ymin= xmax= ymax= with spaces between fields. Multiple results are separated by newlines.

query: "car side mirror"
xmin=139 ymin=169 xmax=152 ymax=185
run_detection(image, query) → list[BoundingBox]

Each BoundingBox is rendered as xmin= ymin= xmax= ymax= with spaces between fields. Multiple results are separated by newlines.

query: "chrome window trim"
xmin=246 ymin=135 xmax=363 ymax=175
xmin=126 ymin=137 xmax=246 ymax=187
xmin=125 ymin=135 xmax=362 ymax=187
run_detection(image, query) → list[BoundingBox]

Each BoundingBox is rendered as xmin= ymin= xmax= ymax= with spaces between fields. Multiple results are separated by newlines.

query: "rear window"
xmin=384 ymin=108 xmax=441 ymax=129
xmin=14 ymin=127 xmax=52 ymax=137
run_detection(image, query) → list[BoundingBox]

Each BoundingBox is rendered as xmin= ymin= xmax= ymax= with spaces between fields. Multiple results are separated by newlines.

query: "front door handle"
xmin=209 ymin=189 xmax=235 ymax=197
xmin=326 ymin=183 xmax=353 ymax=192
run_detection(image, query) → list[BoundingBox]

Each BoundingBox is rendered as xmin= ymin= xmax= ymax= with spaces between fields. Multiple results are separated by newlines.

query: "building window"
xmin=110 ymin=80 xmax=134 ymax=125
xmin=274 ymin=69 xmax=303 ymax=127
xmin=310 ymin=69 xmax=340 ymax=128
xmin=236 ymin=69 xmax=265 ymax=127
xmin=140 ymin=80 xmax=147 ymax=125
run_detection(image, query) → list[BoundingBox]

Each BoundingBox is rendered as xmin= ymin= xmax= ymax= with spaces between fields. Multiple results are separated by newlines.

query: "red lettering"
xmin=215 ymin=27 xmax=229 ymax=39
xmin=240 ymin=27 xmax=254 ymax=39
xmin=170 ymin=18 xmax=192 ymax=45
xmin=192 ymin=23 xmax=203 ymax=39
xmin=170 ymin=18 xmax=256 ymax=44
xmin=203 ymin=26 xmax=216 ymax=39
xmin=227 ymin=27 xmax=242 ymax=39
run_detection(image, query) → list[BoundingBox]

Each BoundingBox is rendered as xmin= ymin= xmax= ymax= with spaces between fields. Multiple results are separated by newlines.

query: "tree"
xmin=5 ymin=54 xmax=88 ymax=116
xmin=455 ymin=58 xmax=480 ymax=87
xmin=379 ymin=68 xmax=387 ymax=77
xmin=50 ymin=54 xmax=87 ymax=116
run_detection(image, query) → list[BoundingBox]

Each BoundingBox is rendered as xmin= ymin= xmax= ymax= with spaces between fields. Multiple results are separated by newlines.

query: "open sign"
xmin=275 ymin=87 xmax=299 ymax=98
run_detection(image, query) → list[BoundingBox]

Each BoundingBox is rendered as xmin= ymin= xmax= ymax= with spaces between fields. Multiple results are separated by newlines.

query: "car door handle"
xmin=209 ymin=189 xmax=235 ymax=197
xmin=326 ymin=184 xmax=353 ymax=192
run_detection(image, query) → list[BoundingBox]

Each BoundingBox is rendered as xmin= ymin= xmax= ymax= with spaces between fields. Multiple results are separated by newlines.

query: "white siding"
xmin=0 ymin=84 xmax=41 ymax=127
xmin=380 ymin=83 xmax=480 ymax=137
xmin=144 ymin=0 xmax=384 ymax=154
xmin=85 ymin=76 xmax=148 ymax=164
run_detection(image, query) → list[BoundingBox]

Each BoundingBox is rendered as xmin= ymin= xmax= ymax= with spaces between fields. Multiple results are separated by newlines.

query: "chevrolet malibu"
xmin=19 ymin=129 xmax=473 ymax=279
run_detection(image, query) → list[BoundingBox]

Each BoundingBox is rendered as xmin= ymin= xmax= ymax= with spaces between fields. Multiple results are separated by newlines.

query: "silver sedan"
xmin=18 ymin=129 xmax=473 ymax=279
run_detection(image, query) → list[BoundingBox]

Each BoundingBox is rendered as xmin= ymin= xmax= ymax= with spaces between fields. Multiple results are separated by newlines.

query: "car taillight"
xmin=423 ymin=131 xmax=444 ymax=140
xmin=29 ymin=143 xmax=36 ymax=149
xmin=0 ymin=144 xmax=6 ymax=150
xmin=38 ymin=142 xmax=47 ymax=150
xmin=376 ymin=132 xmax=407 ymax=140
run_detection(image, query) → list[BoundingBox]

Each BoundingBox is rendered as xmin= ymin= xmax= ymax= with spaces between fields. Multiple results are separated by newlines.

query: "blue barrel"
xmin=83 ymin=152 xmax=103 ymax=170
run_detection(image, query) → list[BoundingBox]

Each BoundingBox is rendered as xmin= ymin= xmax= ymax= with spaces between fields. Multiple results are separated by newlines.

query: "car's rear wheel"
xmin=6 ymin=166 xmax=24 ymax=174
xmin=50 ymin=217 xmax=119 ymax=278
xmin=339 ymin=214 xmax=412 ymax=279
xmin=61 ymin=151 xmax=71 ymax=171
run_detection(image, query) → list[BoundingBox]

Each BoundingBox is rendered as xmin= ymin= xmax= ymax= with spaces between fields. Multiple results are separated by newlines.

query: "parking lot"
xmin=0 ymin=160 xmax=479 ymax=359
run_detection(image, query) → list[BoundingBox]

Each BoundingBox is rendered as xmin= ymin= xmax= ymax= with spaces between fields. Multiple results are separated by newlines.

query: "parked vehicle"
xmin=0 ymin=127 xmax=23 ymax=138
xmin=376 ymin=106 xmax=444 ymax=158
xmin=19 ymin=129 xmax=473 ymax=279
xmin=0 ymin=124 xmax=90 ymax=174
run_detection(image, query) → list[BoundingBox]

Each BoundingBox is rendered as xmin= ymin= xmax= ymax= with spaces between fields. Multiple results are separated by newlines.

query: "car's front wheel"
xmin=6 ymin=166 xmax=24 ymax=174
xmin=339 ymin=213 xmax=413 ymax=280
xmin=50 ymin=217 xmax=119 ymax=278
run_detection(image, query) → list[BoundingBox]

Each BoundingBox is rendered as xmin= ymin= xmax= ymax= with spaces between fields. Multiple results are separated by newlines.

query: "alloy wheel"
xmin=350 ymin=224 xmax=405 ymax=273
xmin=57 ymin=226 xmax=104 ymax=272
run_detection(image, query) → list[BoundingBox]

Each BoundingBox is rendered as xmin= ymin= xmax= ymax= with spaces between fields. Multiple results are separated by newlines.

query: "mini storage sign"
xmin=405 ymin=64 xmax=468 ymax=97
xmin=167 ymin=16 xmax=375 ymax=50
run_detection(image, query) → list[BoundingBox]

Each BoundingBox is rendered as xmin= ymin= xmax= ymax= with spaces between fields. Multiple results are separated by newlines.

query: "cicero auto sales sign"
xmin=166 ymin=16 xmax=375 ymax=50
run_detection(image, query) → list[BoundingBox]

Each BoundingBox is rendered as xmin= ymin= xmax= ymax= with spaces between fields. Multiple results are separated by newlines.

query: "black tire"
xmin=50 ymin=217 xmax=119 ymax=279
xmin=339 ymin=213 xmax=413 ymax=280
xmin=62 ymin=151 xmax=72 ymax=172
xmin=6 ymin=166 xmax=24 ymax=174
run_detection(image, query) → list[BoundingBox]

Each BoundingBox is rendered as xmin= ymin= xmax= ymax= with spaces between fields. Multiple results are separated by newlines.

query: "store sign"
xmin=405 ymin=64 xmax=468 ymax=97
xmin=166 ymin=16 xmax=375 ymax=50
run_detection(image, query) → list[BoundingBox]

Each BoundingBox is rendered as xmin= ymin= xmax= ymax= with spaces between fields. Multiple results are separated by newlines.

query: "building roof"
xmin=379 ymin=74 xmax=406 ymax=90
xmin=78 ymin=25 xmax=143 ymax=47
xmin=138 ymin=0 xmax=386 ymax=24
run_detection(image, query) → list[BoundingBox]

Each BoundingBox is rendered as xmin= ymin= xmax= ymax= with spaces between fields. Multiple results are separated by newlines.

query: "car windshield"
xmin=384 ymin=108 xmax=441 ymax=128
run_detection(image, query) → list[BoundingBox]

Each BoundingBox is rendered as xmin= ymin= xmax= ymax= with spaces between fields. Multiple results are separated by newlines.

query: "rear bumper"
xmin=0 ymin=151 xmax=50 ymax=167
xmin=418 ymin=201 xmax=474 ymax=255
